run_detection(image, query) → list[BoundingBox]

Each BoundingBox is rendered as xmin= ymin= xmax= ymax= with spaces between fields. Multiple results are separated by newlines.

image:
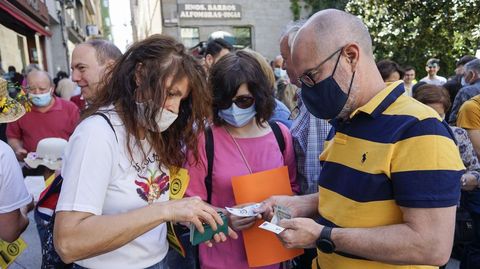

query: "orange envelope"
xmin=231 ymin=166 xmax=303 ymax=267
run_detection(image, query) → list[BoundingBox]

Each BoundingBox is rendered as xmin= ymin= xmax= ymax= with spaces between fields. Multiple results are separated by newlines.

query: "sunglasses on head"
xmin=219 ymin=95 xmax=255 ymax=109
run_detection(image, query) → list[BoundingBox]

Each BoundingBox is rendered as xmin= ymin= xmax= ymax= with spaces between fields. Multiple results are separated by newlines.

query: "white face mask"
xmin=136 ymin=101 xmax=178 ymax=132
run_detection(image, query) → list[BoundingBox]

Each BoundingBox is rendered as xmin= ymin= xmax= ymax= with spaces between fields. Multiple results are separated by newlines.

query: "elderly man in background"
xmin=6 ymin=70 xmax=79 ymax=175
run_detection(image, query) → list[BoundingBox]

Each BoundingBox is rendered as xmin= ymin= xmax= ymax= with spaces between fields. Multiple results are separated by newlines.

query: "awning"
xmin=0 ymin=1 xmax=52 ymax=37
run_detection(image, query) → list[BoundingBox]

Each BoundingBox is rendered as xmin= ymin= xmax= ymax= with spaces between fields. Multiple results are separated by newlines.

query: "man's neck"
xmin=35 ymin=96 xmax=55 ymax=113
xmin=428 ymin=74 xmax=437 ymax=80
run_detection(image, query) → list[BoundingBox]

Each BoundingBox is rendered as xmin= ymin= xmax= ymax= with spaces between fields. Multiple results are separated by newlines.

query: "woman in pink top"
xmin=185 ymin=50 xmax=299 ymax=269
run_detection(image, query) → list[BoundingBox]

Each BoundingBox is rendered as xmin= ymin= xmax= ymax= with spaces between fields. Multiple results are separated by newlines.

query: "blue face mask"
xmin=461 ymin=76 xmax=468 ymax=87
xmin=29 ymin=91 xmax=52 ymax=107
xmin=301 ymin=51 xmax=355 ymax=120
xmin=218 ymin=103 xmax=256 ymax=127
xmin=274 ymin=68 xmax=287 ymax=79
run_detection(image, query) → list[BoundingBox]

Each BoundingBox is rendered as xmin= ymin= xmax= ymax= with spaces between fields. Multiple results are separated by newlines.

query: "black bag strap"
xmin=204 ymin=126 xmax=214 ymax=204
xmin=93 ymin=112 xmax=118 ymax=142
xmin=268 ymin=121 xmax=285 ymax=153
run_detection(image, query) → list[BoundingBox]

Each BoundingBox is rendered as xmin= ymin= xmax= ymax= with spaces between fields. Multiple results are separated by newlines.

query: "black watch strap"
xmin=320 ymin=226 xmax=333 ymax=240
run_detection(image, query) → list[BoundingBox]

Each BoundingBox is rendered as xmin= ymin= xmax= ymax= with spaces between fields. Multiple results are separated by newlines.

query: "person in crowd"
xmin=279 ymin=19 xmax=331 ymax=269
xmin=245 ymin=49 xmax=293 ymax=128
xmin=0 ymin=77 xmax=33 ymax=243
xmin=23 ymin=137 xmax=68 ymax=247
xmin=204 ymin=38 xmax=233 ymax=71
xmin=403 ymin=66 xmax=416 ymax=96
xmin=420 ymin=58 xmax=447 ymax=86
xmin=70 ymin=39 xmax=122 ymax=110
xmin=274 ymin=54 xmax=297 ymax=113
xmin=185 ymin=50 xmax=299 ymax=269
xmin=6 ymin=70 xmax=79 ymax=176
xmin=443 ymin=56 xmax=476 ymax=120
xmin=376 ymin=59 xmax=404 ymax=84
xmin=257 ymin=9 xmax=464 ymax=269
xmin=54 ymin=71 xmax=76 ymax=101
xmin=4 ymin=65 xmax=24 ymax=86
xmin=456 ymin=92 xmax=480 ymax=268
xmin=54 ymin=34 xmax=236 ymax=269
xmin=449 ymin=59 xmax=480 ymax=125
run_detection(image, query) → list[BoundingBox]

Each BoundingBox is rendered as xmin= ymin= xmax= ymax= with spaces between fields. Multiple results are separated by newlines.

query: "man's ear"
xmin=205 ymin=54 xmax=214 ymax=68
xmin=343 ymin=43 xmax=360 ymax=71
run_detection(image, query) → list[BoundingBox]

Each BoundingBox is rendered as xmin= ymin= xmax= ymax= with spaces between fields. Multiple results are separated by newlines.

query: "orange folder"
xmin=231 ymin=166 xmax=304 ymax=267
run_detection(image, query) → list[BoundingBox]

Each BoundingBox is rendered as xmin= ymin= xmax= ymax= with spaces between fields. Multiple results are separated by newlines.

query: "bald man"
xmin=258 ymin=9 xmax=463 ymax=269
xmin=7 ymin=70 xmax=79 ymax=174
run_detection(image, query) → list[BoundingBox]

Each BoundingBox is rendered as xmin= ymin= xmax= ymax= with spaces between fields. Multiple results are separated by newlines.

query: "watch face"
xmin=317 ymin=238 xmax=335 ymax=254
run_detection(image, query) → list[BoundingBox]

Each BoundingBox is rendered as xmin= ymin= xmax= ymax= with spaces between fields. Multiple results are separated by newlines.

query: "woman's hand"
xmin=161 ymin=196 xmax=223 ymax=233
xmin=228 ymin=203 xmax=262 ymax=232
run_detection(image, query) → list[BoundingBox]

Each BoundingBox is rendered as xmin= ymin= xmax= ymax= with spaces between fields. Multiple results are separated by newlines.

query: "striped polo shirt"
xmin=315 ymin=81 xmax=465 ymax=269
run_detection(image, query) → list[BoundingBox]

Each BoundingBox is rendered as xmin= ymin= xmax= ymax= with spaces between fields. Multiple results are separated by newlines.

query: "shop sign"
xmin=179 ymin=4 xmax=241 ymax=19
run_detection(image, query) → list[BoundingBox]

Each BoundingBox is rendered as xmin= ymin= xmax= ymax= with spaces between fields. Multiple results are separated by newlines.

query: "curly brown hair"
xmin=83 ymin=34 xmax=211 ymax=169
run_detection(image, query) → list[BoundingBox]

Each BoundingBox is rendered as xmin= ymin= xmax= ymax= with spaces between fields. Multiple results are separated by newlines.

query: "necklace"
xmin=224 ymin=127 xmax=253 ymax=174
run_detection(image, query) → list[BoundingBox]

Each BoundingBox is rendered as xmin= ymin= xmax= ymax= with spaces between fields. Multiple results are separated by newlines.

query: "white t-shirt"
xmin=0 ymin=141 xmax=31 ymax=213
xmin=57 ymin=107 xmax=170 ymax=269
xmin=420 ymin=75 xmax=447 ymax=86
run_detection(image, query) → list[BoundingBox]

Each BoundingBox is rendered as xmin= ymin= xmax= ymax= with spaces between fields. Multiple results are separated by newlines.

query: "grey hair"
xmin=465 ymin=59 xmax=480 ymax=74
xmin=27 ymin=70 xmax=53 ymax=86
xmin=281 ymin=20 xmax=307 ymax=48
xmin=84 ymin=39 xmax=122 ymax=65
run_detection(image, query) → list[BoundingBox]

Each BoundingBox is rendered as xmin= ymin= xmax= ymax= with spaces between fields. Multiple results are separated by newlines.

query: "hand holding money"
xmin=225 ymin=203 xmax=262 ymax=231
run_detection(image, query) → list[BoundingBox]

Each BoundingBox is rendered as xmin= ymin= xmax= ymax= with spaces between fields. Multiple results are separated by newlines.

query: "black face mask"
xmin=301 ymin=52 xmax=355 ymax=120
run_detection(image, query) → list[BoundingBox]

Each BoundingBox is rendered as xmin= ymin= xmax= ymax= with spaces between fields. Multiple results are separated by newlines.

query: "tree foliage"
xmin=346 ymin=0 xmax=480 ymax=78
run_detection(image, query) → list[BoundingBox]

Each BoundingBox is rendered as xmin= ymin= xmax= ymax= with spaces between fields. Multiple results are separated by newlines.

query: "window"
xmin=233 ymin=27 xmax=252 ymax=49
xmin=181 ymin=28 xmax=200 ymax=49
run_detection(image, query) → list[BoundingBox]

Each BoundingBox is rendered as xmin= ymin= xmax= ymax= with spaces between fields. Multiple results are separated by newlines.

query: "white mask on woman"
xmin=136 ymin=101 xmax=178 ymax=132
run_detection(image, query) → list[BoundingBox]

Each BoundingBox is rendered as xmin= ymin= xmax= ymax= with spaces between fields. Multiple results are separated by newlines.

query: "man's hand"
xmin=278 ymin=218 xmax=322 ymax=249
xmin=15 ymin=148 xmax=27 ymax=161
xmin=461 ymin=173 xmax=478 ymax=191
xmin=255 ymin=195 xmax=299 ymax=221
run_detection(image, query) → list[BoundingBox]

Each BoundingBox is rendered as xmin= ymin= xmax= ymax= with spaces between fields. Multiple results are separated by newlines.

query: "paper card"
xmin=259 ymin=221 xmax=285 ymax=234
xmin=231 ymin=166 xmax=303 ymax=267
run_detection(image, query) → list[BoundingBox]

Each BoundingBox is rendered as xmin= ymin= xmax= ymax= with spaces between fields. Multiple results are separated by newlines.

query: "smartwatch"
xmin=316 ymin=226 xmax=335 ymax=254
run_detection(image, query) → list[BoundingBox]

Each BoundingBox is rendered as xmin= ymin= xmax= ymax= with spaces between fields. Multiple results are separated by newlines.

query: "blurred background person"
xmin=420 ymin=58 xmax=447 ymax=86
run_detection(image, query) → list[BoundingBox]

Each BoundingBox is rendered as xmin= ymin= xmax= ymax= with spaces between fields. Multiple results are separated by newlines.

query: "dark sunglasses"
xmin=219 ymin=95 xmax=255 ymax=109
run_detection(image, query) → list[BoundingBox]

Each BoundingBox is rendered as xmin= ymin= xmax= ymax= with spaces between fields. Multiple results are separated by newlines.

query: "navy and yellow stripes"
xmin=315 ymin=81 xmax=465 ymax=269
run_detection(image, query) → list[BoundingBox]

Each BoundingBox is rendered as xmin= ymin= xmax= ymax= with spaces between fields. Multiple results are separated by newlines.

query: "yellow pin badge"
xmin=0 ymin=237 xmax=28 ymax=268
xmin=169 ymin=167 xmax=190 ymax=200
xmin=167 ymin=167 xmax=191 ymax=257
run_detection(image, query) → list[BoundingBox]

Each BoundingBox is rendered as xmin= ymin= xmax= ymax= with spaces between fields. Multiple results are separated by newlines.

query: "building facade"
xmin=0 ymin=0 xmax=51 ymax=74
xmin=130 ymin=0 xmax=162 ymax=42
xmin=160 ymin=0 xmax=297 ymax=60
xmin=46 ymin=0 xmax=110 ymax=76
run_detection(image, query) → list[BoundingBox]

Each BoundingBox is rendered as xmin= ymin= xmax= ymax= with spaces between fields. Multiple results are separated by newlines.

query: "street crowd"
xmin=0 ymin=8 xmax=479 ymax=269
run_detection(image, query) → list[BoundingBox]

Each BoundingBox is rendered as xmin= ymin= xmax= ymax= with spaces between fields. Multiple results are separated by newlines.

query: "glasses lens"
xmin=233 ymin=96 xmax=255 ymax=109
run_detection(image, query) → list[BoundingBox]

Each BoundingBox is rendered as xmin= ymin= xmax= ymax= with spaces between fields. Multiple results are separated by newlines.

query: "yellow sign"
xmin=0 ymin=238 xmax=28 ymax=269
xmin=167 ymin=167 xmax=190 ymax=257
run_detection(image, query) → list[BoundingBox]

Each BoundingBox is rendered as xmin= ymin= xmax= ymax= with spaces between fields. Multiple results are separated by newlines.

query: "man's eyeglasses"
xmin=219 ymin=95 xmax=255 ymax=109
xmin=298 ymin=47 xmax=343 ymax=87
xmin=427 ymin=65 xmax=438 ymax=69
